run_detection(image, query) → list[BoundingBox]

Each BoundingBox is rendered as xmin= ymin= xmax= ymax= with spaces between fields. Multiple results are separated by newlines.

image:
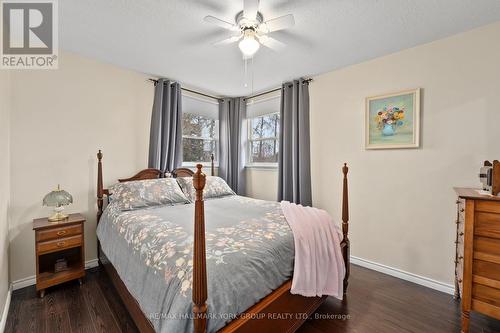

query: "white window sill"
xmin=245 ymin=164 xmax=278 ymax=170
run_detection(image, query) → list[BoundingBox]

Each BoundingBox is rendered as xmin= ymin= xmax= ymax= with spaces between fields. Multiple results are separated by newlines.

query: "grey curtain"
xmin=278 ymin=79 xmax=312 ymax=206
xmin=219 ymin=98 xmax=246 ymax=195
xmin=148 ymin=79 xmax=182 ymax=172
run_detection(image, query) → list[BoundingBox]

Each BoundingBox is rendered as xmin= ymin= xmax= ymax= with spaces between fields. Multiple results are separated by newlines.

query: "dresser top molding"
xmin=454 ymin=187 xmax=500 ymax=202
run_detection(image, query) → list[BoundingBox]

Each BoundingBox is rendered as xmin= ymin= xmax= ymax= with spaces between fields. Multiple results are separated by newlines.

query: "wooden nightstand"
xmin=33 ymin=213 xmax=85 ymax=298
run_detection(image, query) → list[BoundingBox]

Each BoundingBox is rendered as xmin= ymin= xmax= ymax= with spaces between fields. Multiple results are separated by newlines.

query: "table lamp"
xmin=43 ymin=185 xmax=73 ymax=222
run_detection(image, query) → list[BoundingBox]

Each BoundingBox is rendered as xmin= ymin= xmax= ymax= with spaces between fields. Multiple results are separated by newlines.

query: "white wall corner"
xmin=351 ymin=256 xmax=455 ymax=295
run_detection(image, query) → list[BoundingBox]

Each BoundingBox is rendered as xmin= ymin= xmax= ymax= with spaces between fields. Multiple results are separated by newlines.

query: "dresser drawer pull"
xmin=56 ymin=241 xmax=66 ymax=248
xmin=458 ymin=256 xmax=463 ymax=260
xmin=460 ymin=208 xmax=465 ymax=212
xmin=56 ymin=230 xmax=67 ymax=236
xmin=459 ymin=232 xmax=464 ymax=236
xmin=455 ymin=220 xmax=461 ymax=224
xmin=458 ymin=279 xmax=462 ymax=283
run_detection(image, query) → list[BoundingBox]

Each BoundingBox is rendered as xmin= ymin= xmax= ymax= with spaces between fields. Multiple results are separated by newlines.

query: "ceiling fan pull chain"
xmin=251 ymin=56 xmax=254 ymax=94
xmin=244 ymin=57 xmax=248 ymax=88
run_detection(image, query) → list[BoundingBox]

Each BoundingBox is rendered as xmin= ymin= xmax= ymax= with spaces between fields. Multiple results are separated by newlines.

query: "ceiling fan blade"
xmin=257 ymin=35 xmax=286 ymax=51
xmin=244 ymin=0 xmax=259 ymax=20
xmin=258 ymin=14 xmax=294 ymax=33
xmin=204 ymin=15 xmax=239 ymax=31
xmin=213 ymin=35 xmax=242 ymax=46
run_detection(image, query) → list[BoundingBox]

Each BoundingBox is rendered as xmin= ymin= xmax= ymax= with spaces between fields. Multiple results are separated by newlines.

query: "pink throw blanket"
xmin=281 ymin=201 xmax=345 ymax=299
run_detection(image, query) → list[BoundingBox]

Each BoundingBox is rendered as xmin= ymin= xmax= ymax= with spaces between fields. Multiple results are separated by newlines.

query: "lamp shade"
xmin=43 ymin=185 xmax=73 ymax=207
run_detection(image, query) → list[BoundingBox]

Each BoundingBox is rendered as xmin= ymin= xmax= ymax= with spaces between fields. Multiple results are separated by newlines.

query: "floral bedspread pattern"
xmin=97 ymin=195 xmax=294 ymax=333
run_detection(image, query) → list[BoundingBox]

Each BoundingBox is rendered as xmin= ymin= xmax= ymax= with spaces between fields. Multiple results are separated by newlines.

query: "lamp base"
xmin=48 ymin=212 xmax=69 ymax=222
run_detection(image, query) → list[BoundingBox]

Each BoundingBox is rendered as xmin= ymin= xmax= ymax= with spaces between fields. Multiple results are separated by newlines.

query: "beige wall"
xmin=9 ymin=51 xmax=153 ymax=281
xmin=0 ymin=71 xmax=11 ymax=316
xmin=310 ymin=22 xmax=500 ymax=284
xmin=246 ymin=168 xmax=278 ymax=201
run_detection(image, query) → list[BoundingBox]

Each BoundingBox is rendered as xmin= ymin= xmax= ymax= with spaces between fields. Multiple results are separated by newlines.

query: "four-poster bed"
xmin=96 ymin=150 xmax=350 ymax=333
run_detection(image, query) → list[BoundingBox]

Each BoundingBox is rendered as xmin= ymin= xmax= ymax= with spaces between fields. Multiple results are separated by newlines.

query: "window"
xmin=249 ymin=113 xmax=280 ymax=163
xmin=181 ymin=94 xmax=218 ymax=165
xmin=246 ymin=93 xmax=280 ymax=166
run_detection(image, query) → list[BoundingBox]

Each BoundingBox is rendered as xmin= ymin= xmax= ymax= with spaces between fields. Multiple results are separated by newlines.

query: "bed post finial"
xmin=341 ymin=163 xmax=350 ymax=299
xmin=210 ymin=153 xmax=215 ymax=176
xmin=193 ymin=164 xmax=208 ymax=333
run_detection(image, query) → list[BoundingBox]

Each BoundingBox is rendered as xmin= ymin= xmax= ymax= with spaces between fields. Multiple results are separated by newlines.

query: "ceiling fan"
xmin=204 ymin=0 xmax=295 ymax=59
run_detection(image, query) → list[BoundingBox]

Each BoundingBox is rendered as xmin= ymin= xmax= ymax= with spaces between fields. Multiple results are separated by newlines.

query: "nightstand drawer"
xmin=36 ymin=223 xmax=82 ymax=242
xmin=37 ymin=235 xmax=82 ymax=254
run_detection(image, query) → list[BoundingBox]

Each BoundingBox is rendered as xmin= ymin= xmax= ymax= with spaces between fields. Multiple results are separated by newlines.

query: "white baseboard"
xmin=11 ymin=258 xmax=99 ymax=291
xmin=0 ymin=286 xmax=12 ymax=333
xmin=9 ymin=256 xmax=454 ymax=295
xmin=351 ymin=256 xmax=455 ymax=295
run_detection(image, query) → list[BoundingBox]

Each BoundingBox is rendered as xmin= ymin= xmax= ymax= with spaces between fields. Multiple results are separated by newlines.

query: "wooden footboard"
xmin=96 ymin=150 xmax=350 ymax=333
xmin=190 ymin=163 xmax=351 ymax=333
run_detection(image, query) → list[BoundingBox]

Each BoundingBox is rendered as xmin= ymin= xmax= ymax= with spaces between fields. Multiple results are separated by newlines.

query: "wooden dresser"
xmin=33 ymin=213 xmax=85 ymax=297
xmin=454 ymin=188 xmax=500 ymax=333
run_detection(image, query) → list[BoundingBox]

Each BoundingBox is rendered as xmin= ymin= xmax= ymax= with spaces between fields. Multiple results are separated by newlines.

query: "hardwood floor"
xmin=5 ymin=265 xmax=500 ymax=333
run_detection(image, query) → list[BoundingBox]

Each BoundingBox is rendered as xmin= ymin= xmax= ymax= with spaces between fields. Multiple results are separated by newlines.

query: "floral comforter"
xmin=96 ymin=195 xmax=294 ymax=333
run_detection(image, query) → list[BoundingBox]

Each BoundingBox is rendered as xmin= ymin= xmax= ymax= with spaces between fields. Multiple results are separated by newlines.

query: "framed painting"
xmin=365 ymin=88 xmax=420 ymax=149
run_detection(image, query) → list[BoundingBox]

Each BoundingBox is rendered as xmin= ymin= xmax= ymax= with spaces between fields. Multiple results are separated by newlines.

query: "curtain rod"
xmin=148 ymin=77 xmax=313 ymax=102
xmin=148 ymin=78 xmax=223 ymax=102
xmin=244 ymin=78 xmax=313 ymax=100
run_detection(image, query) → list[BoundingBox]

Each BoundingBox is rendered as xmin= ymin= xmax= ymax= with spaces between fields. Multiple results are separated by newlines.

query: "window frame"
xmin=246 ymin=111 xmax=280 ymax=168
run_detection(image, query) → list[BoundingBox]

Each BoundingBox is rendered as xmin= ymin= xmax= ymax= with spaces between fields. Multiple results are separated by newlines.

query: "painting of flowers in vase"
xmin=365 ymin=88 xmax=420 ymax=149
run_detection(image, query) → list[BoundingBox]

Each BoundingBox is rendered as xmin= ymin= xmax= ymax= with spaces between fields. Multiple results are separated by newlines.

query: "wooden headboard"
xmin=96 ymin=150 xmax=215 ymax=223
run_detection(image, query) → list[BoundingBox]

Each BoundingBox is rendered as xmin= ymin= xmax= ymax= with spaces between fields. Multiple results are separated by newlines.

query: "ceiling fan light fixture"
xmin=238 ymin=29 xmax=260 ymax=58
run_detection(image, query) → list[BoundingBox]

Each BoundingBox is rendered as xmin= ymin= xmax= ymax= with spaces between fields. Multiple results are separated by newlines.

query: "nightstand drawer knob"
xmin=57 ymin=241 xmax=66 ymax=247
xmin=56 ymin=230 xmax=67 ymax=236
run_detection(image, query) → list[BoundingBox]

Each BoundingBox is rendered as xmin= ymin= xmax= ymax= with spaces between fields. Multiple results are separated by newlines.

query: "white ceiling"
xmin=60 ymin=0 xmax=500 ymax=97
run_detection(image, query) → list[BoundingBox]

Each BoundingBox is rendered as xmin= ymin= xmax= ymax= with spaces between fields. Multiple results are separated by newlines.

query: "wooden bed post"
xmin=210 ymin=153 xmax=215 ymax=176
xmin=97 ymin=150 xmax=104 ymax=264
xmin=193 ymin=164 xmax=208 ymax=333
xmin=97 ymin=150 xmax=104 ymax=224
xmin=341 ymin=163 xmax=350 ymax=299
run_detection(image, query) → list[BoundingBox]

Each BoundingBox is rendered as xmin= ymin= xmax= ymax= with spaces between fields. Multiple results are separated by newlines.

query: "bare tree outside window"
xmin=249 ymin=112 xmax=280 ymax=163
xmin=182 ymin=113 xmax=218 ymax=163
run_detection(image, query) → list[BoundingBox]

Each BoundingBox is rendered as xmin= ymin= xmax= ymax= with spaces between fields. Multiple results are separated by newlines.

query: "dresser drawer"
xmin=473 ymin=259 xmax=500 ymax=283
xmin=36 ymin=223 xmax=82 ymax=242
xmin=472 ymin=283 xmax=500 ymax=308
xmin=37 ymin=235 xmax=82 ymax=254
xmin=474 ymin=212 xmax=500 ymax=239
xmin=474 ymin=236 xmax=500 ymax=265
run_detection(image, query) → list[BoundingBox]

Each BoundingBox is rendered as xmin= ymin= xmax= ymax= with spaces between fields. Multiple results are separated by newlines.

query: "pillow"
xmin=176 ymin=176 xmax=235 ymax=202
xmin=110 ymin=178 xmax=190 ymax=210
